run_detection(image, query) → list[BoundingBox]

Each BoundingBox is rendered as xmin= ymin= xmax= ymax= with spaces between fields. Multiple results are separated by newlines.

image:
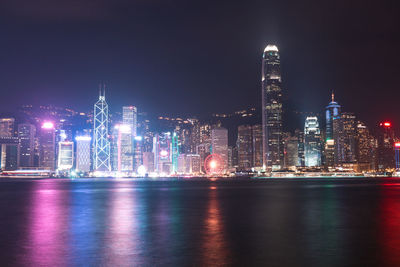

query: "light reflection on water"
xmin=1 ymin=178 xmax=400 ymax=266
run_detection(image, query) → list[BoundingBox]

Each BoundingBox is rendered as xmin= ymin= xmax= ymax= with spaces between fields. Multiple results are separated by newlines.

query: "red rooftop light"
xmin=381 ymin=122 xmax=391 ymax=127
xmin=395 ymin=142 xmax=400 ymax=148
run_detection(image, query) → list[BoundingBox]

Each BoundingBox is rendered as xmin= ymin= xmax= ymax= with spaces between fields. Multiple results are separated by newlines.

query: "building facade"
xmin=262 ymin=44 xmax=284 ymax=171
xmin=304 ymin=117 xmax=321 ymax=167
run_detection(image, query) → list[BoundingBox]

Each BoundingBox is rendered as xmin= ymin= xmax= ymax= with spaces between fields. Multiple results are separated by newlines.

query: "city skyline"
xmin=1 ymin=0 xmax=399 ymax=129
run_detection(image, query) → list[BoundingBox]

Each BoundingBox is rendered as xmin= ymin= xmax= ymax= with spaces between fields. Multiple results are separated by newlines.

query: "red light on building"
xmin=395 ymin=142 xmax=400 ymax=148
xmin=380 ymin=122 xmax=392 ymax=127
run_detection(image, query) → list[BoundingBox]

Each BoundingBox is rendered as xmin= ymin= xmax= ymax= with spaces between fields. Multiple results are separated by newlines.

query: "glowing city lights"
xmin=41 ymin=122 xmax=54 ymax=129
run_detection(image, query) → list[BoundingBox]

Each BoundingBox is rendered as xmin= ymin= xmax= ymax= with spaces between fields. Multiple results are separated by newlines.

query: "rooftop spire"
xmin=331 ymin=91 xmax=335 ymax=102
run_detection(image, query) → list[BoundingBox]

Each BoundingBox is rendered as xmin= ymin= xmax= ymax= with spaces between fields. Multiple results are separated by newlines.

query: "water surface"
xmin=1 ymin=177 xmax=400 ymax=266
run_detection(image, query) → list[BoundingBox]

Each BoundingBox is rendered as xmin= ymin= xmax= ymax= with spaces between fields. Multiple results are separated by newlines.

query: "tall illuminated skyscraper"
xmin=17 ymin=123 xmax=36 ymax=167
xmin=75 ymin=135 xmax=91 ymax=172
xmin=304 ymin=117 xmax=321 ymax=167
xmin=211 ymin=127 xmax=228 ymax=173
xmin=93 ymin=86 xmax=111 ymax=172
xmin=123 ymin=106 xmax=137 ymax=137
xmin=262 ymin=44 xmax=283 ymax=171
xmin=326 ymin=92 xmax=341 ymax=141
xmin=39 ymin=122 xmax=55 ymax=170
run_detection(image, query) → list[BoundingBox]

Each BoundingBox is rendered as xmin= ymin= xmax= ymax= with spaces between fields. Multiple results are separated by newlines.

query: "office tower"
xmin=123 ymin=106 xmax=137 ymax=137
xmin=356 ymin=121 xmax=375 ymax=171
xmin=178 ymin=154 xmax=201 ymax=174
xmin=142 ymin=152 xmax=154 ymax=174
xmin=75 ymin=135 xmax=91 ymax=172
xmin=295 ymin=129 xmax=305 ymax=167
xmin=153 ymin=132 xmax=173 ymax=174
xmin=262 ymin=44 xmax=284 ymax=171
xmin=39 ymin=122 xmax=56 ymax=171
xmin=237 ymin=125 xmax=253 ymax=170
xmin=114 ymin=124 xmax=133 ymax=172
xmin=211 ymin=127 xmax=228 ymax=173
xmin=133 ymin=135 xmax=143 ymax=172
xmin=171 ymin=132 xmax=179 ymax=173
xmin=252 ymin=124 xmax=263 ymax=168
xmin=0 ymin=137 xmax=19 ymax=170
xmin=93 ymin=86 xmax=111 ymax=172
xmin=325 ymin=93 xmax=341 ymax=141
xmin=199 ymin=123 xmax=211 ymax=144
xmin=17 ymin=124 xmax=36 ymax=167
xmin=376 ymin=122 xmax=395 ymax=171
xmin=324 ymin=139 xmax=335 ymax=170
xmin=304 ymin=117 xmax=321 ymax=167
xmin=196 ymin=142 xmax=211 ymax=173
xmin=57 ymin=141 xmax=74 ymax=170
xmin=334 ymin=113 xmax=357 ymax=166
xmin=187 ymin=154 xmax=201 ymax=174
xmin=284 ymin=135 xmax=298 ymax=169
xmin=0 ymin=118 xmax=15 ymax=137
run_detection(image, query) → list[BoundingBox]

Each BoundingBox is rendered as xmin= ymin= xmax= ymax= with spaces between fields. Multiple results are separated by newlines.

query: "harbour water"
xmin=1 ymin=177 xmax=400 ymax=266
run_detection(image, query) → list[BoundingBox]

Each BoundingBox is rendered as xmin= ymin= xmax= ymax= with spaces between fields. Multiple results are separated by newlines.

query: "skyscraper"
xmin=325 ymin=93 xmax=341 ymax=141
xmin=262 ymin=44 xmax=283 ymax=171
xmin=304 ymin=117 xmax=322 ymax=167
xmin=17 ymin=123 xmax=36 ymax=167
xmin=123 ymin=106 xmax=137 ymax=137
xmin=0 ymin=137 xmax=19 ymax=171
xmin=237 ymin=125 xmax=253 ymax=170
xmin=57 ymin=141 xmax=74 ymax=170
xmin=252 ymin=124 xmax=263 ymax=168
xmin=376 ymin=122 xmax=395 ymax=171
xmin=334 ymin=112 xmax=357 ymax=166
xmin=211 ymin=127 xmax=228 ymax=173
xmin=75 ymin=135 xmax=91 ymax=172
xmin=39 ymin=122 xmax=55 ymax=171
xmin=93 ymin=86 xmax=111 ymax=172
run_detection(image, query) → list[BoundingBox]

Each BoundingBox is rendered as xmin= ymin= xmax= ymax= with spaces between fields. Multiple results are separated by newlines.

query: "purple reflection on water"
xmin=28 ymin=181 xmax=70 ymax=266
xmin=102 ymin=184 xmax=141 ymax=265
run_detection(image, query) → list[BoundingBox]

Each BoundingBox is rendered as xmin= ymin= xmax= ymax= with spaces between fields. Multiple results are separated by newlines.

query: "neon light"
xmin=160 ymin=150 xmax=168 ymax=157
xmin=395 ymin=143 xmax=400 ymax=148
xmin=41 ymin=122 xmax=54 ymax=129
xmin=384 ymin=122 xmax=391 ymax=127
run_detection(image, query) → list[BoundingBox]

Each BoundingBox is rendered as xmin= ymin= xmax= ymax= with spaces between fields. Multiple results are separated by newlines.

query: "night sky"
xmin=1 ymin=0 xmax=399 ymax=129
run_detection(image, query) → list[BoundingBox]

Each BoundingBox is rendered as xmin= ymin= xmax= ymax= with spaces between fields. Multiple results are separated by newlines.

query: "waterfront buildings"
xmin=304 ymin=117 xmax=322 ymax=167
xmin=153 ymin=132 xmax=173 ymax=174
xmin=334 ymin=112 xmax=357 ymax=166
xmin=57 ymin=141 xmax=74 ymax=170
xmin=17 ymin=124 xmax=36 ymax=167
xmin=76 ymin=135 xmax=91 ymax=172
xmin=237 ymin=125 xmax=253 ymax=170
xmin=376 ymin=122 xmax=395 ymax=171
xmin=93 ymin=87 xmax=111 ymax=172
xmin=211 ymin=127 xmax=228 ymax=173
xmin=0 ymin=137 xmax=19 ymax=171
xmin=262 ymin=44 xmax=284 ymax=171
xmin=39 ymin=122 xmax=56 ymax=171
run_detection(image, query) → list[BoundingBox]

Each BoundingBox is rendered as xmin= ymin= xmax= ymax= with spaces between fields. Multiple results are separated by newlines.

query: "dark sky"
xmin=1 ymin=0 xmax=399 ymax=128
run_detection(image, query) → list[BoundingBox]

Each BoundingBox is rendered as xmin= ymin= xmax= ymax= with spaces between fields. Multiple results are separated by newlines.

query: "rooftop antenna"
xmin=331 ymin=90 xmax=335 ymax=102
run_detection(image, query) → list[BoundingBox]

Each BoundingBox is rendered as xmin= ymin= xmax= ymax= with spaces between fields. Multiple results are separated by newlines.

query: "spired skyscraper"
xmin=262 ymin=44 xmax=284 ymax=171
xmin=93 ymin=85 xmax=111 ymax=172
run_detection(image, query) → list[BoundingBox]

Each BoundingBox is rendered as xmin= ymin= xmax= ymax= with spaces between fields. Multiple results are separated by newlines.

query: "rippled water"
xmin=1 ymin=177 xmax=400 ymax=266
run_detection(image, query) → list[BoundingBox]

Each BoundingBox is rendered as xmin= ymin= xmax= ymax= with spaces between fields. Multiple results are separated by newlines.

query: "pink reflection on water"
xmin=201 ymin=186 xmax=231 ymax=265
xmin=103 ymin=184 xmax=141 ymax=265
xmin=380 ymin=186 xmax=400 ymax=266
xmin=28 ymin=182 xmax=70 ymax=266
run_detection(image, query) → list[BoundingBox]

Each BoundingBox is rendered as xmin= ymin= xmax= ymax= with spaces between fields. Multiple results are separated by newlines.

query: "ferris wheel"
xmin=204 ymin=153 xmax=225 ymax=175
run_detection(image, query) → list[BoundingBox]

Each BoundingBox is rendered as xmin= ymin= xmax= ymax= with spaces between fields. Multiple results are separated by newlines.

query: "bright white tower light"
xmin=93 ymin=84 xmax=111 ymax=172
